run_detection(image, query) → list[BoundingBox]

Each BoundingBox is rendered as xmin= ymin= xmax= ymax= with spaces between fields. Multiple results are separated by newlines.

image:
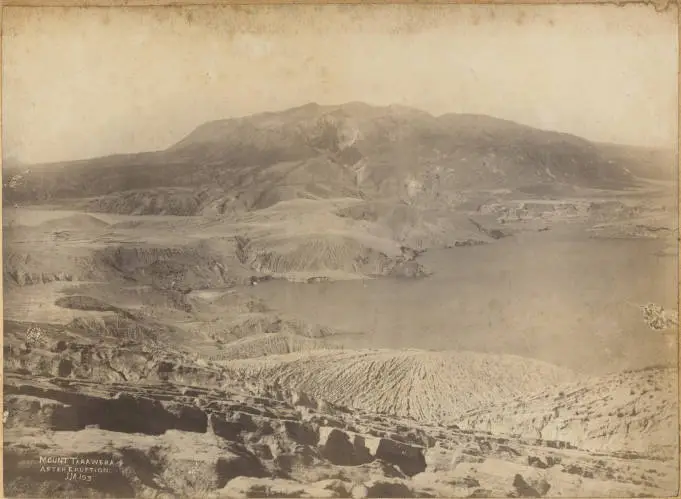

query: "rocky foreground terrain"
xmin=3 ymin=332 xmax=679 ymax=498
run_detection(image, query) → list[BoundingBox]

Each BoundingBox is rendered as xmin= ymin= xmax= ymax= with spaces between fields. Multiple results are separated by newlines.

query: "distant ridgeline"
xmin=4 ymin=103 xmax=673 ymax=214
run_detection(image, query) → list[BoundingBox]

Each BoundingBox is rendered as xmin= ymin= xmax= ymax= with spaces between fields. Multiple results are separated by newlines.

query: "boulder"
xmin=363 ymin=478 xmax=415 ymax=498
xmin=220 ymin=477 xmax=343 ymax=498
xmin=283 ymin=420 xmax=319 ymax=446
xmin=351 ymin=434 xmax=375 ymax=464
xmin=214 ymin=451 xmax=268 ymax=487
xmin=274 ymin=445 xmax=321 ymax=473
xmin=527 ymin=456 xmax=549 ymax=469
xmin=229 ymin=411 xmax=258 ymax=432
xmin=319 ymin=427 xmax=362 ymax=466
xmin=249 ymin=443 xmax=274 ymax=460
xmin=162 ymin=401 xmax=208 ymax=433
xmin=513 ymin=473 xmax=551 ymax=497
xmin=468 ymin=488 xmax=495 ymax=498
xmin=4 ymin=395 xmax=80 ymax=431
xmin=363 ymin=437 xmax=426 ymax=477
xmin=209 ymin=413 xmax=243 ymax=442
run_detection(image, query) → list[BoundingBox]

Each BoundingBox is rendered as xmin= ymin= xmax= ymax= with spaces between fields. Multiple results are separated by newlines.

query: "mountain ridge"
xmin=3 ymin=102 xmax=672 ymax=214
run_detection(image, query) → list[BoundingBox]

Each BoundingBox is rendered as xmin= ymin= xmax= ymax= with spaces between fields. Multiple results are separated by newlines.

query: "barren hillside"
xmin=457 ymin=366 xmax=678 ymax=459
xmin=223 ymin=349 xmax=578 ymax=422
xmin=4 ymin=103 xmax=643 ymax=214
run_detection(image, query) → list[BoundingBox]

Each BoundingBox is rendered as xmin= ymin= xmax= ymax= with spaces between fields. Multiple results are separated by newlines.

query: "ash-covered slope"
xmin=4 ymin=103 xmax=639 ymax=213
xmin=457 ymin=365 xmax=679 ymax=460
xmin=214 ymin=333 xmax=340 ymax=361
xmin=223 ymin=349 xmax=577 ymax=422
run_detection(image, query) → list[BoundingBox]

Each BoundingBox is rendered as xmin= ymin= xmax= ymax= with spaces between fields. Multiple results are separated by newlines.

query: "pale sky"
xmin=2 ymin=4 xmax=678 ymax=164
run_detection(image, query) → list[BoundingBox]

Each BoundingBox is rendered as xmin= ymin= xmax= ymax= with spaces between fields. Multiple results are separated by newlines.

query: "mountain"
xmin=3 ymin=102 xmax=647 ymax=213
xmin=595 ymin=142 xmax=677 ymax=181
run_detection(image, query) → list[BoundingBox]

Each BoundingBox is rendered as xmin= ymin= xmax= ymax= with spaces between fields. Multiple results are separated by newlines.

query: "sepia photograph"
xmin=1 ymin=3 xmax=679 ymax=497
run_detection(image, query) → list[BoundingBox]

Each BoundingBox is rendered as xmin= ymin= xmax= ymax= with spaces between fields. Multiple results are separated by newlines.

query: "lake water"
xmin=249 ymin=231 xmax=678 ymax=374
